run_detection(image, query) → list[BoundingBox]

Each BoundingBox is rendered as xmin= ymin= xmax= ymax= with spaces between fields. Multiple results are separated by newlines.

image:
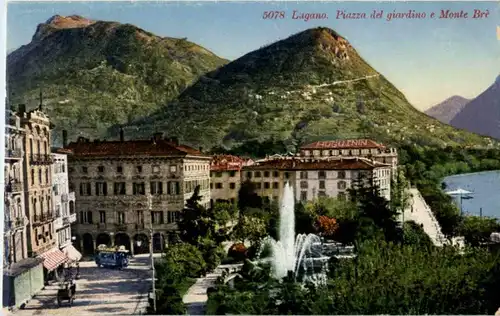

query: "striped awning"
xmin=62 ymin=244 xmax=82 ymax=262
xmin=39 ymin=248 xmax=68 ymax=271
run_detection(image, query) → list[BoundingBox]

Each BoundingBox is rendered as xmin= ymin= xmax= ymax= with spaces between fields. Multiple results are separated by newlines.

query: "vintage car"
xmin=95 ymin=247 xmax=130 ymax=269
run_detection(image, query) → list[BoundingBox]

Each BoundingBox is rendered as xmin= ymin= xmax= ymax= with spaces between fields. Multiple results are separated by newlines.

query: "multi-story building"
xmin=65 ymin=131 xmax=211 ymax=256
xmin=18 ymin=104 xmax=68 ymax=283
xmin=51 ymin=140 xmax=80 ymax=263
xmin=241 ymin=156 xmax=392 ymax=202
xmin=4 ymin=110 xmax=28 ymax=266
xmin=298 ymin=139 xmax=398 ymax=172
xmin=210 ymin=155 xmax=254 ymax=205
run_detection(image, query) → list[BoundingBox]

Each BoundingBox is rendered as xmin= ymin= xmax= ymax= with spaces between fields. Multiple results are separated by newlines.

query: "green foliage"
xmin=400 ymin=145 xmax=500 ymax=240
xmin=8 ymin=21 xmax=227 ymax=143
xmin=159 ymin=243 xmax=206 ymax=279
xmin=403 ymin=221 xmax=434 ymax=251
xmin=458 ymin=216 xmax=500 ymax=247
xmin=233 ymin=215 xmax=267 ymax=245
xmin=208 ymin=240 xmax=500 ymax=315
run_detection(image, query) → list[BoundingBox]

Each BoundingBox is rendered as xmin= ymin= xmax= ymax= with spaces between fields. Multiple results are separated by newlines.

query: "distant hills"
xmin=7 ymin=16 xmax=497 ymax=149
xmin=450 ymin=77 xmax=500 ymax=139
xmin=7 ymin=15 xmax=227 ymax=144
xmin=425 ymin=96 xmax=470 ymax=124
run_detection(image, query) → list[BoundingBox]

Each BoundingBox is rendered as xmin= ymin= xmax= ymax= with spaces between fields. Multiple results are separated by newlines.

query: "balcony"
xmin=29 ymin=154 xmax=53 ymax=165
xmin=54 ymin=217 xmax=63 ymax=230
xmin=115 ymin=223 xmax=128 ymax=232
xmin=33 ymin=212 xmax=55 ymax=226
xmin=96 ymin=223 xmax=108 ymax=230
xmin=62 ymin=213 xmax=77 ymax=226
xmin=5 ymin=149 xmax=22 ymax=159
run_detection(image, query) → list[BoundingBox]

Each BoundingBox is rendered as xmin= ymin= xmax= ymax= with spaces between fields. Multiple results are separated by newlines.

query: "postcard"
xmin=2 ymin=1 xmax=500 ymax=315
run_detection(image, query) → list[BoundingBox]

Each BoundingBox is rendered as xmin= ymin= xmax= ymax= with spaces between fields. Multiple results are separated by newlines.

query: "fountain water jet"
xmin=258 ymin=182 xmax=329 ymax=283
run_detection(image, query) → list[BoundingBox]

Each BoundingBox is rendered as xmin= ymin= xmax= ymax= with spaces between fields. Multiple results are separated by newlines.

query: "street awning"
xmin=39 ymin=248 xmax=68 ymax=271
xmin=63 ymin=244 xmax=82 ymax=262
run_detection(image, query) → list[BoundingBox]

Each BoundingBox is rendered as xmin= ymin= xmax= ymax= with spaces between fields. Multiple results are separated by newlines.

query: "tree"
xmin=238 ymin=180 xmax=263 ymax=212
xmin=233 ymin=215 xmax=267 ymax=246
xmin=458 ymin=216 xmax=500 ymax=247
xmin=314 ymin=216 xmax=339 ymax=238
xmin=178 ymin=185 xmax=208 ymax=245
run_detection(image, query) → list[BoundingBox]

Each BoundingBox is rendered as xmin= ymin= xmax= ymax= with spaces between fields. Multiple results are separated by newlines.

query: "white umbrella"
xmin=446 ymin=188 xmax=473 ymax=215
xmin=445 ymin=188 xmax=473 ymax=195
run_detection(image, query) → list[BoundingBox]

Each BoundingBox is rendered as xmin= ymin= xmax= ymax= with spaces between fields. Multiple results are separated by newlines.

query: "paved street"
xmin=13 ymin=254 xmax=152 ymax=315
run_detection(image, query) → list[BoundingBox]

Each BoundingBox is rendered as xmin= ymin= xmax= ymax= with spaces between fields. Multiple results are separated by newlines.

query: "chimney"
xmin=62 ymin=130 xmax=68 ymax=147
xmin=119 ymin=127 xmax=124 ymax=142
xmin=18 ymin=104 xmax=26 ymax=115
xmin=199 ymin=146 xmax=203 ymax=153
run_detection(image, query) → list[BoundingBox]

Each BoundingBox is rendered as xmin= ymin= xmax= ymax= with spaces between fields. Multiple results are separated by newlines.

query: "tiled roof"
xmin=65 ymin=139 xmax=207 ymax=157
xmin=52 ymin=147 xmax=73 ymax=155
xmin=242 ymin=157 xmax=388 ymax=171
xmin=211 ymin=154 xmax=251 ymax=171
xmin=300 ymin=139 xmax=385 ymax=150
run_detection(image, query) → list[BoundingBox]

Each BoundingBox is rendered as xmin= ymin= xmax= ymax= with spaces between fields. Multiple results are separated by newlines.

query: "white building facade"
xmin=51 ymin=151 xmax=77 ymax=249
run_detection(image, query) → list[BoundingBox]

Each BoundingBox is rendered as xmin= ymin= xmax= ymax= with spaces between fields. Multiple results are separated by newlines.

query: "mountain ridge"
xmin=119 ymin=27 xmax=496 ymax=150
xmin=424 ymin=95 xmax=471 ymax=124
xmin=450 ymin=79 xmax=500 ymax=139
xmin=7 ymin=14 xmax=228 ymax=144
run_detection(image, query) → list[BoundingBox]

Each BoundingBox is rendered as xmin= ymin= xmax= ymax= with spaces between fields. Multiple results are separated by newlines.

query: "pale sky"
xmin=7 ymin=1 xmax=500 ymax=110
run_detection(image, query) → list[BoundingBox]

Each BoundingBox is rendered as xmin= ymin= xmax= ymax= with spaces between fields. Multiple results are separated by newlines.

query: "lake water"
xmin=443 ymin=171 xmax=500 ymax=219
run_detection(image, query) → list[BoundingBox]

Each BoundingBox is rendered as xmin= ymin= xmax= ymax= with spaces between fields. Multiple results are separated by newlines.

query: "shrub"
xmin=228 ymin=243 xmax=248 ymax=262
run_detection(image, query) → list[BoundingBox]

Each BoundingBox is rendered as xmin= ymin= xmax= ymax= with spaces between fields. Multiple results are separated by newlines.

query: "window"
xmin=284 ymin=172 xmax=290 ymax=179
xmin=114 ymin=182 xmax=126 ymax=195
xmin=167 ymin=181 xmax=180 ymax=195
xmin=246 ymin=172 xmax=252 ymax=178
xmin=210 ymin=183 xmax=213 ymax=189
xmin=264 ymin=182 xmax=270 ymax=189
xmin=338 ymin=181 xmax=347 ymax=190
xmin=229 ymin=183 xmax=236 ymax=189
xmin=255 ymin=183 xmax=262 ymax=189
xmin=79 ymin=183 xmax=92 ymax=196
xmin=318 ymin=171 xmax=326 ymax=179
xmin=229 ymin=171 xmax=236 ymax=177
xmin=31 ymin=169 xmax=35 ymax=185
xmin=300 ymin=181 xmax=308 ymax=189
xmin=338 ymin=171 xmax=346 ymax=179
xmin=97 ymin=166 xmax=104 ymax=173
xmin=38 ymin=169 xmax=42 ymax=184
xmin=82 ymin=167 xmax=88 ymax=174
xmin=215 ymin=183 xmax=223 ymax=189
xmin=95 ymin=182 xmax=108 ymax=196
xmin=230 ymin=198 xmax=235 ymax=204
xmin=137 ymin=211 xmax=144 ymax=224
xmin=255 ymin=171 xmax=261 ymax=178
xmin=273 ymin=182 xmax=279 ymax=189
xmin=117 ymin=166 xmax=123 ymax=173
xmin=215 ymin=172 xmax=222 ymax=177
xmin=318 ymin=191 xmax=327 ymax=197
xmin=150 ymin=182 xmax=163 ymax=195
xmin=300 ymin=191 xmax=308 ymax=201
xmin=99 ymin=211 xmax=106 ymax=223
xmin=300 ymin=171 xmax=308 ymax=179
xmin=264 ymin=171 xmax=270 ymax=178
xmin=170 ymin=165 xmax=177 ymax=173
xmin=117 ymin=212 xmax=125 ymax=224
xmin=319 ymin=180 xmax=325 ymax=189
xmin=53 ymin=184 xmax=59 ymax=196
xmin=79 ymin=211 xmax=93 ymax=224
xmin=133 ymin=183 xmax=146 ymax=195
xmin=45 ymin=169 xmax=49 ymax=183
xmin=151 ymin=211 xmax=164 ymax=224
xmin=152 ymin=166 xmax=160 ymax=173
xmin=167 ymin=211 xmax=180 ymax=223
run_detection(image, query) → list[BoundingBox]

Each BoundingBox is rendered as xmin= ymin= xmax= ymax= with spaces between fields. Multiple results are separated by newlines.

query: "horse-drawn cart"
xmin=57 ymin=280 xmax=76 ymax=307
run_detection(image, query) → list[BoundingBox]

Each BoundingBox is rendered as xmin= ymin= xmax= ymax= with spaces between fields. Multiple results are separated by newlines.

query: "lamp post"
xmin=147 ymin=194 xmax=156 ymax=313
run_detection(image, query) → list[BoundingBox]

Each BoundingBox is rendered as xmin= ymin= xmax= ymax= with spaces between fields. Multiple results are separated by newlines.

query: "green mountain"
xmin=7 ymin=15 xmax=228 ymax=144
xmin=122 ymin=27 xmax=496 ymax=150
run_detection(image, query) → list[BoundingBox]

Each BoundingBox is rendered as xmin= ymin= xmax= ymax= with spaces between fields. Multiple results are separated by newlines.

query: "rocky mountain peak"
xmin=33 ymin=14 xmax=96 ymax=41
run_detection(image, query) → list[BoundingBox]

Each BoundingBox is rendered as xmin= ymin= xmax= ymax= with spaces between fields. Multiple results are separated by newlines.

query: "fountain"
xmin=258 ymin=182 xmax=331 ymax=284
